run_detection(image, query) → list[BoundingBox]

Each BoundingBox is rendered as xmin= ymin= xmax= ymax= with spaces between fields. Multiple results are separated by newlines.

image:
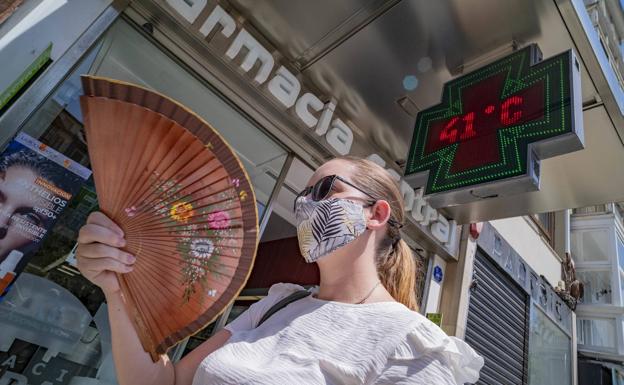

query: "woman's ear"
xmin=366 ymin=200 xmax=392 ymax=230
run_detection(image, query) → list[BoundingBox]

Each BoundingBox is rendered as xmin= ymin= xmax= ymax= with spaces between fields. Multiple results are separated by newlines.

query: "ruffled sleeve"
xmin=223 ymin=282 xmax=306 ymax=334
xmin=375 ymin=319 xmax=484 ymax=385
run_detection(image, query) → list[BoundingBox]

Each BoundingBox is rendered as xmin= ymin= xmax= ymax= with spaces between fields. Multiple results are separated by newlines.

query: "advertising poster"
xmin=0 ymin=132 xmax=91 ymax=299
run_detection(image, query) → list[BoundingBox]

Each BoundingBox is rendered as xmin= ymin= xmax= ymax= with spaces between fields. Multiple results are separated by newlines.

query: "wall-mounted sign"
xmin=404 ymin=44 xmax=584 ymax=208
xmin=164 ymin=1 xmax=354 ymax=156
xmin=433 ymin=265 xmax=444 ymax=283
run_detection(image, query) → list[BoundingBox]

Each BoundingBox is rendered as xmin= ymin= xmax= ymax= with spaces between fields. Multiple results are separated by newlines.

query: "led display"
xmin=405 ymin=44 xmax=580 ymax=199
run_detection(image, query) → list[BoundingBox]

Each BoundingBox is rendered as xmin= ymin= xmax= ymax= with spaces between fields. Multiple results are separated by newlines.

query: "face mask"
xmin=295 ymin=197 xmax=368 ymax=263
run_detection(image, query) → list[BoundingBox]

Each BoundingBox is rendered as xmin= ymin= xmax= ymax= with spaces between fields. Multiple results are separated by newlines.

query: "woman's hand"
xmin=77 ymin=212 xmax=177 ymax=385
xmin=76 ymin=211 xmax=136 ymax=296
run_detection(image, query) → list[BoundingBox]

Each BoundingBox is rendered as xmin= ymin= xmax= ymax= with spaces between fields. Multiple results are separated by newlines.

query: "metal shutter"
xmin=464 ymin=249 xmax=529 ymax=385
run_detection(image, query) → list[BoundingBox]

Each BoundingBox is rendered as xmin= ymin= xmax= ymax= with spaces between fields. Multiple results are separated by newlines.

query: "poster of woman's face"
xmin=0 ymin=133 xmax=90 ymax=283
xmin=0 ymin=164 xmax=51 ymax=262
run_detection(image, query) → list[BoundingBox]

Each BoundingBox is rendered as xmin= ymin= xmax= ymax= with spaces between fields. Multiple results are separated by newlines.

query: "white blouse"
xmin=192 ymin=283 xmax=484 ymax=385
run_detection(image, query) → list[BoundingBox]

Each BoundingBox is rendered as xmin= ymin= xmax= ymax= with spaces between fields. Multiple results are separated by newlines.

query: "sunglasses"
xmin=293 ymin=174 xmax=402 ymax=228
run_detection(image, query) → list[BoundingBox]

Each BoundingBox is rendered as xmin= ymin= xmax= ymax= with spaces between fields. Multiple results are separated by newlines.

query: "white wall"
xmin=490 ymin=216 xmax=562 ymax=285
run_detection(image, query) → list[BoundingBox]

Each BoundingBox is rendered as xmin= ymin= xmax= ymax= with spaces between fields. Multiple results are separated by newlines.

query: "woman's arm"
xmin=106 ymin=290 xmax=175 ymax=385
xmin=107 ymin=289 xmax=233 ymax=385
xmin=173 ymin=329 xmax=232 ymax=385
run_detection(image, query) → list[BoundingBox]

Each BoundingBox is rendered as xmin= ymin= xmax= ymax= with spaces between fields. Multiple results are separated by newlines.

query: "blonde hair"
xmin=338 ymin=156 xmax=419 ymax=311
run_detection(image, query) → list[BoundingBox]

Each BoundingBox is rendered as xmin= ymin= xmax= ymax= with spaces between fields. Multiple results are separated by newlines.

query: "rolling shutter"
xmin=465 ymin=249 xmax=529 ymax=385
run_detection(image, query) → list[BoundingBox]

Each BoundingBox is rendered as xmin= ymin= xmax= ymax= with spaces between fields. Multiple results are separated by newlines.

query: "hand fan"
xmin=79 ymin=75 xmax=258 ymax=361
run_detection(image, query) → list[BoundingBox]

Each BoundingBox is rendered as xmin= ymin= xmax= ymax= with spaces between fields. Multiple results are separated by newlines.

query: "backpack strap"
xmin=256 ymin=289 xmax=311 ymax=327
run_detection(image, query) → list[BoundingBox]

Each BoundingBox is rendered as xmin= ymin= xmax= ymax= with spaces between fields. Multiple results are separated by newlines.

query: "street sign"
xmin=433 ymin=265 xmax=444 ymax=283
xmin=404 ymin=45 xmax=584 ymax=208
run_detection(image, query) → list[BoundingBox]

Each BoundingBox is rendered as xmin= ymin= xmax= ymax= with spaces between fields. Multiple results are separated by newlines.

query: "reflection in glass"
xmin=577 ymin=270 xmax=612 ymax=304
xmin=571 ymin=229 xmax=611 ymax=262
xmin=577 ymin=317 xmax=617 ymax=350
xmin=528 ymin=306 xmax=571 ymax=385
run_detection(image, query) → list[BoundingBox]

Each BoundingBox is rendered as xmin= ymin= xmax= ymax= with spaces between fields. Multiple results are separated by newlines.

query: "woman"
xmin=76 ymin=156 xmax=484 ymax=385
xmin=0 ymin=150 xmax=61 ymax=264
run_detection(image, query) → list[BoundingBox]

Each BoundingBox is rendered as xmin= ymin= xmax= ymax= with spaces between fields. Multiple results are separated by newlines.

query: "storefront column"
xmin=258 ymin=153 xmax=294 ymax=236
xmin=438 ymin=226 xmax=477 ymax=338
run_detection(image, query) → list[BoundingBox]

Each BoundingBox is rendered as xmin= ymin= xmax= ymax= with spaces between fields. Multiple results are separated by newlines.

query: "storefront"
xmin=0 ymin=1 xmax=461 ymax=383
xmin=462 ymin=222 xmax=575 ymax=385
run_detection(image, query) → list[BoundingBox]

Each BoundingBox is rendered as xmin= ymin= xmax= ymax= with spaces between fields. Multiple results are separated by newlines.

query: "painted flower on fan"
xmin=170 ymin=201 xmax=194 ymax=223
xmin=190 ymin=238 xmax=214 ymax=260
xmin=124 ymin=205 xmax=138 ymax=217
xmin=207 ymin=288 xmax=218 ymax=297
xmin=208 ymin=210 xmax=230 ymax=229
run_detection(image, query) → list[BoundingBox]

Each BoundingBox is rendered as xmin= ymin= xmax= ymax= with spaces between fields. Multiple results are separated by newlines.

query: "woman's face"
xmin=0 ymin=165 xmax=48 ymax=260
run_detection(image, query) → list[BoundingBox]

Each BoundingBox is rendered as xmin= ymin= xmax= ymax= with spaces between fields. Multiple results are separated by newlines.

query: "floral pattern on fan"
xmin=170 ymin=202 xmax=195 ymax=222
xmin=124 ymin=205 xmax=138 ymax=217
xmin=207 ymin=210 xmax=230 ymax=229
xmin=143 ymin=172 xmax=241 ymax=302
xmin=190 ymin=238 xmax=214 ymax=260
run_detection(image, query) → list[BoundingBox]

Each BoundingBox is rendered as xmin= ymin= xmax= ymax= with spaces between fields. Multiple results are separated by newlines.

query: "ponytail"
xmin=377 ymin=239 xmax=418 ymax=311
xmin=338 ymin=156 xmax=421 ymax=311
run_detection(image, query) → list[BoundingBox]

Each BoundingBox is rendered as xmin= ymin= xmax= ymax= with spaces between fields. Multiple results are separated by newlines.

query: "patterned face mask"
xmin=294 ymin=197 xmax=368 ymax=263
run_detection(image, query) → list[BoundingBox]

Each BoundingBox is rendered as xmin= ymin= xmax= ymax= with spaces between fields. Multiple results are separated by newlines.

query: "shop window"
xmin=577 ymin=317 xmax=617 ymax=351
xmin=577 ymin=270 xmax=613 ymax=304
xmin=528 ymin=305 xmax=572 ymax=385
xmin=572 ymin=229 xmax=612 ymax=263
xmin=2 ymin=17 xmax=291 ymax=383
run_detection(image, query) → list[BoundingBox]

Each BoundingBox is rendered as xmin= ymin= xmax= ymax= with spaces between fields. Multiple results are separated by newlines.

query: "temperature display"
xmin=404 ymin=44 xmax=580 ymax=198
xmin=423 ymin=72 xmax=545 ymax=173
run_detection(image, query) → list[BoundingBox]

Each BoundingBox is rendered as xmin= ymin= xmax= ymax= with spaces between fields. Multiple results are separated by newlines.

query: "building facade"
xmin=584 ymin=0 xmax=624 ymax=89
xmin=572 ymin=1 xmax=624 ymax=384
xmin=573 ymin=203 xmax=624 ymax=383
xmin=438 ymin=213 xmax=578 ymax=385
xmin=1 ymin=1 xmax=624 ymax=385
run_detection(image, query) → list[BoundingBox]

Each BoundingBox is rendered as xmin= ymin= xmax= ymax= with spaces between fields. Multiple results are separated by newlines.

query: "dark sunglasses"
xmin=293 ymin=174 xmax=402 ymax=228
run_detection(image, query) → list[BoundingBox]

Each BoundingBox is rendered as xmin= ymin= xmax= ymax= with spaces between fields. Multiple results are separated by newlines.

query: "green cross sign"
xmin=404 ymin=45 xmax=584 ymax=207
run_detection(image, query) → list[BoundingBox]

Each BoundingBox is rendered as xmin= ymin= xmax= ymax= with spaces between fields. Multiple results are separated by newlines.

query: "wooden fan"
xmin=79 ymin=75 xmax=258 ymax=361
